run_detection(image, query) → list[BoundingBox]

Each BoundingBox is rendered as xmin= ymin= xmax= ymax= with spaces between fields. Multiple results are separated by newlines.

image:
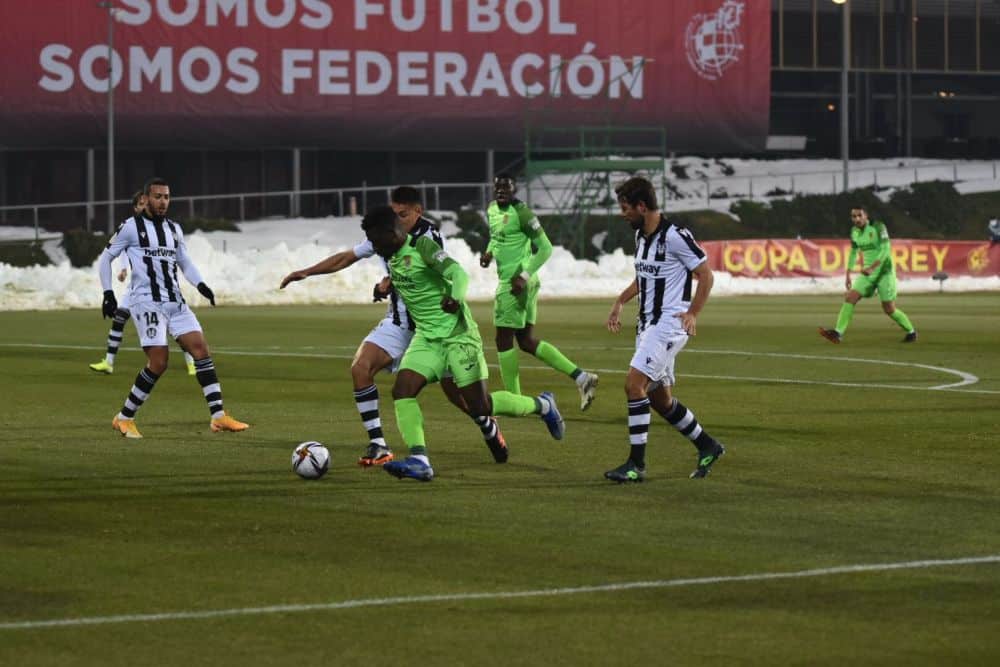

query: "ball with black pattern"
xmin=291 ymin=441 xmax=330 ymax=480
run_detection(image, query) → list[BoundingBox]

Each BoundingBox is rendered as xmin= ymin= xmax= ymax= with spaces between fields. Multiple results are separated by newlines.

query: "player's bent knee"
xmin=148 ymin=361 xmax=168 ymax=375
xmin=463 ymin=391 xmax=491 ymax=416
xmin=515 ymin=335 xmax=538 ymax=354
xmin=625 ymin=379 xmax=646 ymax=398
xmin=187 ymin=345 xmax=209 ymax=359
xmin=391 ymin=374 xmax=421 ymax=400
xmin=351 ymin=360 xmax=374 ymax=383
xmin=391 ymin=385 xmax=418 ymax=400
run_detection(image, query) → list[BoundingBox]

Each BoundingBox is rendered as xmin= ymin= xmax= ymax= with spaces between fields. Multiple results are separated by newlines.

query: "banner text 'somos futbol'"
xmin=1 ymin=1 xmax=771 ymax=151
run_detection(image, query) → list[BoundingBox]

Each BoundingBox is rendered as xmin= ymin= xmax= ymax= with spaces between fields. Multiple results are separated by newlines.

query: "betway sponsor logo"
xmin=143 ymin=248 xmax=175 ymax=258
xmin=635 ymin=261 xmax=662 ymax=275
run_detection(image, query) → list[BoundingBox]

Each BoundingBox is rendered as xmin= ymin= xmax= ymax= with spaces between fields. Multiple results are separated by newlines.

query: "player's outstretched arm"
xmin=280 ymin=250 xmax=361 ymax=289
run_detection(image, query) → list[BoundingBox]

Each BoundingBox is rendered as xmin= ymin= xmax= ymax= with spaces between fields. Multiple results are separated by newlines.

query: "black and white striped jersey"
xmin=353 ymin=216 xmax=443 ymax=331
xmin=634 ymin=215 xmax=708 ymax=334
xmin=99 ymin=214 xmax=205 ymax=304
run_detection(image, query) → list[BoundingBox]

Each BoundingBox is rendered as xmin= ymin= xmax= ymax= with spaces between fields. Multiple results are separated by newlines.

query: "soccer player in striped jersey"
xmin=90 ymin=191 xmax=196 ymax=377
xmin=280 ymin=186 xmax=511 ymax=466
xmin=361 ymin=205 xmax=563 ymax=482
xmin=480 ymin=174 xmax=599 ymax=410
xmin=819 ymin=207 xmax=917 ymax=344
xmin=604 ymin=177 xmax=725 ymax=482
xmin=97 ymin=177 xmax=248 ymax=438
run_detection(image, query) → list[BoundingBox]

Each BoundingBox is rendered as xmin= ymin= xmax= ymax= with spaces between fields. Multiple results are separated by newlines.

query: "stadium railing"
xmin=1 ymin=160 xmax=997 ymax=237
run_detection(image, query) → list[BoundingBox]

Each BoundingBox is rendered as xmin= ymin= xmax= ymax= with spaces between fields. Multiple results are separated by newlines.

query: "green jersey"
xmin=388 ymin=234 xmax=476 ymax=341
xmin=486 ymin=199 xmax=550 ymax=282
xmin=848 ymin=221 xmax=892 ymax=275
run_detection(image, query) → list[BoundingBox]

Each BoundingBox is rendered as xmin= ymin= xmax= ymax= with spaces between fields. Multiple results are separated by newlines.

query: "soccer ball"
xmin=292 ymin=441 xmax=330 ymax=480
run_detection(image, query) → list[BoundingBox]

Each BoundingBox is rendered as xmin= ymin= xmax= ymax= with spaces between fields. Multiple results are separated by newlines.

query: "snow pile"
xmin=1 ymin=216 xmax=996 ymax=312
xmin=3 ymin=155 xmax=999 ymax=311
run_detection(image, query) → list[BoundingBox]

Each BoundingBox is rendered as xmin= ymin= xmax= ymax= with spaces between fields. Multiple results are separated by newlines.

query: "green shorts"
xmin=494 ymin=275 xmax=540 ymax=329
xmin=853 ymin=269 xmax=897 ymax=301
xmin=399 ymin=329 xmax=489 ymax=388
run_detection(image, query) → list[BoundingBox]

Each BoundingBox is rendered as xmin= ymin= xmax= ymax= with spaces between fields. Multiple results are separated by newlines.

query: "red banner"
xmin=702 ymin=239 xmax=1000 ymax=278
xmin=0 ymin=1 xmax=770 ymax=151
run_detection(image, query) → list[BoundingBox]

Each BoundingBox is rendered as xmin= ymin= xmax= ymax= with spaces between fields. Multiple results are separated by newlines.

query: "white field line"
xmin=1 ymin=555 xmax=998 ymax=631
xmin=685 ymin=349 xmax=979 ymax=390
xmin=3 ymin=343 xmax=995 ymax=394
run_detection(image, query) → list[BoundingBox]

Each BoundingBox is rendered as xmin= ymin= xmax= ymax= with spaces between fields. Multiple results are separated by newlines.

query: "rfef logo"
xmin=685 ymin=0 xmax=745 ymax=81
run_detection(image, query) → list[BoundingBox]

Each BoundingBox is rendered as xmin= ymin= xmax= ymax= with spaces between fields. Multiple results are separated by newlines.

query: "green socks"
xmin=889 ymin=309 xmax=914 ymax=332
xmin=835 ymin=302 xmax=855 ymax=335
xmin=394 ymin=398 xmax=425 ymax=451
xmin=498 ymin=348 xmax=521 ymax=395
xmin=490 ymin=390 xmax=539 ymax=416
xmin=836 ymin=302 xmax=914 ymax=335
xmin=500 ymin=340 xmax=579 ymax=395
xmin=535 ymin=340 xmax=579 ymax=377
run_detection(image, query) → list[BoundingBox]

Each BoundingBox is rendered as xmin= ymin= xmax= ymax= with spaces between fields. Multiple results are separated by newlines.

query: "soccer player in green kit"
xmin=819 ymin=207 xmax=917 ymax=344
xmin=361 ymin=205 xmax=565 ymax=482
xmin=480 ymin=173 xmax=600 ymax=410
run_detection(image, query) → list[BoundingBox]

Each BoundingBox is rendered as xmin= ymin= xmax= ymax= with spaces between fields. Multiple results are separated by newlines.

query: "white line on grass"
xmin=5 ymin=343 xmax=996 ymax=394
xmin=685 ymin=349 xmax=979 ymax=390
xmin=1 ymin=555 xmax=997 ymax=631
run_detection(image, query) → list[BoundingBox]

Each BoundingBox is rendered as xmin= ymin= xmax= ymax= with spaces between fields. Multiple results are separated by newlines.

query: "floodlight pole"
xmin=99 ymin=1 xmax=116 ymax=234
xmin=840 ymin=0 xmax=850 ymax=192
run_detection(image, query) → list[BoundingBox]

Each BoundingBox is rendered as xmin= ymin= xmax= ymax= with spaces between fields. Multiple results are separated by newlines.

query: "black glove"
xmin=102 ymin=290 xmax=118 ymax=319
xmin=197 ymin=282 xmax=216 ymax=306
xmin=372 ymin=283 xmax=388 ymax=303
xmin=441 ymin=296 xmax=459 ymax=314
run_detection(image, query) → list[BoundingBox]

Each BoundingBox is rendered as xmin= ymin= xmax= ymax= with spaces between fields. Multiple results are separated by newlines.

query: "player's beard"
xmin=144 ymin=206 xmax=166 ymax=223
xmin=628 ymin=217 xmax=643 ymax=231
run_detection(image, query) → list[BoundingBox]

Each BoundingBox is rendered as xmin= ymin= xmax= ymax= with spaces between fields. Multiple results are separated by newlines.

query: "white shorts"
xmin=117 ymin=289 xmax=132 ymax=312
xmin=362 ymin=318 xmax=414 ymax=374
xmin=630 ymin=326 xmax=689 ymax=388
xmin=130 ymin=301 xmax=203 ymax=347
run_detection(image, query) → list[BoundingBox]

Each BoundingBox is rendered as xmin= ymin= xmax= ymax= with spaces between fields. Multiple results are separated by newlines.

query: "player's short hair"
xmin=143 ymin=177 xmax=168 ymax=195
xmin=390 ymin=186 xmax=422 ymax=206
xmin=131 ymin=190 xmax=144 ymax=208
xmin=615 ymin=177 xmax=659 ymax=210
xmin=494 ymin=172 xmax=515 ymax=185
xmin=361 ymin=205 xmax=398 ymax=235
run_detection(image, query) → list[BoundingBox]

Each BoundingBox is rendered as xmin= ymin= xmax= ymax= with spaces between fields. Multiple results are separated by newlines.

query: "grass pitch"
xmin=1 ymin=294 xmax=998 ymax=666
